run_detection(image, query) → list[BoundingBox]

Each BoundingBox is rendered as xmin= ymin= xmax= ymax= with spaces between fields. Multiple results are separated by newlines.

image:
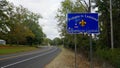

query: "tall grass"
xmin=96 ymin=48 xmax=120 ymax=68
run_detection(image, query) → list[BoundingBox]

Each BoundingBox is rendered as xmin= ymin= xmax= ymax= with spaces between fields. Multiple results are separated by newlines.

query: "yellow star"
xmin=79 ymin=20 xmax=86 ymax=27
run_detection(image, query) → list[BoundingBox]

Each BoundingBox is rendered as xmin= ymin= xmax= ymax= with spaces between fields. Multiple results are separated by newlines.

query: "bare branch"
xmin=84 ymin=0 xmax=89 ymax=9
xmin=78 ymin=0 xmax=88 ymax=11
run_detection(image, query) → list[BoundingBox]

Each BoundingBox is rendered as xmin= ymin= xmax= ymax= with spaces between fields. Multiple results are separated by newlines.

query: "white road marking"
xmin=1 ymin=47 xmax=57 ymax=68
xmin=0 ymin=46 xmax=52 ymax=61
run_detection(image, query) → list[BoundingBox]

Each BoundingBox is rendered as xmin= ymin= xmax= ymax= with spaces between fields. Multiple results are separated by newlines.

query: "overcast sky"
xmin=7 ymin=0 xmax=63 ymax=40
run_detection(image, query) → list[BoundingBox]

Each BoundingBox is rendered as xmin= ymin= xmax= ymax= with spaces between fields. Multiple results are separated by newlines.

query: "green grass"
xmin=0 ymin=46 xmax=37 ymax=55
xmin=96 ymin=48 xmax=120 ymax=68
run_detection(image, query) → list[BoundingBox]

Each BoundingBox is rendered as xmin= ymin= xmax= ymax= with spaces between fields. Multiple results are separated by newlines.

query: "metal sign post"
xmin=89 ymin=34 xmax=93 ymax=68
xmin=74 ymin=34 xmax=77 ymax=68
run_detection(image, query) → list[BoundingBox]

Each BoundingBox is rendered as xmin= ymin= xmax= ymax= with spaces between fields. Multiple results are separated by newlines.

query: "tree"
xmin=95 ymin=0 xmax=120 ymax=48
xmin=56 ymin=0 xmax=90 ymax=50
xmin=0 ymin=1 xmax=45 ymax=45
xmin=52 ymin=37 xmax=62 ymax=45
xmin=0 ymin=0 xmax=12 ymax=33
xmin=6 ymin=23 xmax=34 ymax=44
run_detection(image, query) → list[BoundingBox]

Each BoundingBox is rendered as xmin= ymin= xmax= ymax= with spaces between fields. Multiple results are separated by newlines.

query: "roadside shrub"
xmin=96 ymin=48 xmax=120 ymax=68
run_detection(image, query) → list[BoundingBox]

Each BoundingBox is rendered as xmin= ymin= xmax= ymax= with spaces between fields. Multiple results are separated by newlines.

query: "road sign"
xmin=67 ymin=13 xmax=99 ymax=34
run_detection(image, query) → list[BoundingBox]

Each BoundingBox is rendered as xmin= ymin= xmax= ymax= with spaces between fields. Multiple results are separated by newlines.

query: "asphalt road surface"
xmin=0 ymin=46 xmax=61 ymax=68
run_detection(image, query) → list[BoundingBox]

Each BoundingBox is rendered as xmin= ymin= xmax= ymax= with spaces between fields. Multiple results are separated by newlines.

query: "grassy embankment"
xmin=96 ymin=48 xmax=120 ymax=68
xmin=0 ymin=45 xmax=38 ymax=55
xmin=45 ymin=47 xmax=102 ymax=68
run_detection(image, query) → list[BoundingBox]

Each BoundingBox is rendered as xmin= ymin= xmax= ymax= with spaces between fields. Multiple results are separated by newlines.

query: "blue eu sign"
xmin=67 ymin=13 xmax=99 ymax=34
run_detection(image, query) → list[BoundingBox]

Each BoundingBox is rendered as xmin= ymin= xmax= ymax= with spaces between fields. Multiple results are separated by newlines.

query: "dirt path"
xmin=45 ymin=48 xmax=102 ymax=68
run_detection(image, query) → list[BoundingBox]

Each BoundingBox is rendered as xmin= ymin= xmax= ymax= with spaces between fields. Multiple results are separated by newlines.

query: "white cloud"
xmin=7 ymin=0 xmax=63 ymax=39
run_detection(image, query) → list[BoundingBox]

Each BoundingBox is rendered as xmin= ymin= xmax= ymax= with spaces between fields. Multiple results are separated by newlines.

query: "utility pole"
xmin=110 ymin=0 xmax=114 ymax=49
xmin=88 ymin=0 xmax=93 ymax=68
xmin=89 ymin=0 xmax=91 ymax=12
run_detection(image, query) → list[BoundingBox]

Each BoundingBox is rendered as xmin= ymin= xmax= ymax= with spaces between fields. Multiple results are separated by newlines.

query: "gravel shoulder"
xmin=45 ymin=47 xmax=103 ymax=68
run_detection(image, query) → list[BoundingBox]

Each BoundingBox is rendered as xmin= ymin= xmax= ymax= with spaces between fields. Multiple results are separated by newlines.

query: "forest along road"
xmin=0 ymin=46 xmax=61 ymax=68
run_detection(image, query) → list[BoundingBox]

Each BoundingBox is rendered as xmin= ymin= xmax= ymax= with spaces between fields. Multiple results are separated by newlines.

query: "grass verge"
xmin=0 ymin=45 xmax=38 ymax=55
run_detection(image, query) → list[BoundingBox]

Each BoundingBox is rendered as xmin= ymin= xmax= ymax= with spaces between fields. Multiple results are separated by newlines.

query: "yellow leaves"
xmin=23 ymin=26 xmax=35 ymax=38
xmin=9 ymin=23 xmax=35 ymax=44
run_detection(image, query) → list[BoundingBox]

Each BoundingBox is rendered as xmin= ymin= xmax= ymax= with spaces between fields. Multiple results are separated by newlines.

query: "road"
xmin=0 ymin=46 xmax=61 ymax=68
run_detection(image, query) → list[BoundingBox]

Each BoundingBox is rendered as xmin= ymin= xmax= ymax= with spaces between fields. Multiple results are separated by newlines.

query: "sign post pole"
xmin=90 ymin=34 xmax=93 ymax=68
xmin=74 ymin=34 xmax=77 ymax=68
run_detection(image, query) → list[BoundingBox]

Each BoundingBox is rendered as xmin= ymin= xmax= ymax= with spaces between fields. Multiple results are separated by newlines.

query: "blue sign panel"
xmin=67 ymin=13 xmax=99 ymax=34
